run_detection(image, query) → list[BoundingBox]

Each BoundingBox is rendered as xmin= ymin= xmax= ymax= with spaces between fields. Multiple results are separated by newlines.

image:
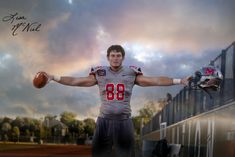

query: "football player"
xmin=45 ymin=45 xmax=191 ymax=157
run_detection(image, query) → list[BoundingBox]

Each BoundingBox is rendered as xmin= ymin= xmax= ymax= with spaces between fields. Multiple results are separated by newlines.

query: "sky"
xmin=0 ymin=0 xmax=234 ymax=120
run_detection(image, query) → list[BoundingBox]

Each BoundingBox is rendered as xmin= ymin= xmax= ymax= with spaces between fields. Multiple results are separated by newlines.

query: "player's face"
xmin=107 ymin=51 xmax=124 ymax=68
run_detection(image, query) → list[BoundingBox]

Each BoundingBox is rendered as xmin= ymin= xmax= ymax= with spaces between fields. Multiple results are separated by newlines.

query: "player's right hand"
xmin=44 ymin=72 xmax=54 ymax=83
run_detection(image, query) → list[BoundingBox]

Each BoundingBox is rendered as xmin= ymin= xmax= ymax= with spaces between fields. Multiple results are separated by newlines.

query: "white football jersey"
xmin=90 ymin=66 xmax=142 ymax=116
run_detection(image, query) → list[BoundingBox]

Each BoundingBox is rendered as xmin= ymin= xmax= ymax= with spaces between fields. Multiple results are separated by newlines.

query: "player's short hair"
xmin=107 ymin=45 xmax=125 ymax=57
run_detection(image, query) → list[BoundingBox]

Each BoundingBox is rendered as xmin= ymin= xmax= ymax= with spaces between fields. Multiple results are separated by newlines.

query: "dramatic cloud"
xmin=0 ymin=0 xmax=234 ymax=119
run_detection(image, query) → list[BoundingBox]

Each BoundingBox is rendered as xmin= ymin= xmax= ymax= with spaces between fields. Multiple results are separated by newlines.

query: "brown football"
xmin=33 ymin=72 xmax=48 ymax=88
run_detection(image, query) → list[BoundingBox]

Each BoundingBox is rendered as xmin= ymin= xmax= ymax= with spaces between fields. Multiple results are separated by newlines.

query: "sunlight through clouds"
xmin=124 ymin=43 xmax=163 ymax=63
xmin=68 ymin=0 xmax=73 ymax=5
xmin=0 ymin=53 xmax=12 ymax=69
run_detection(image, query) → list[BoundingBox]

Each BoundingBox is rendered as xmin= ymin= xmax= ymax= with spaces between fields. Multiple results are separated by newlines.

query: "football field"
xmin=0 ymin=143 xmax=92 ymax=157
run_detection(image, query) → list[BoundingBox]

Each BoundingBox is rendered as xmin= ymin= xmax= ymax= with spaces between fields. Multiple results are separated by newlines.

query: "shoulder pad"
xmin=90 ymin=66 xmax=104 ymax=74
xmin=129 ymin=65 xmax=143 ymax=74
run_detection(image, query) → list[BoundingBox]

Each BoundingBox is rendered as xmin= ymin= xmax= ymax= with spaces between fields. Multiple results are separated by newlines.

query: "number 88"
xmin=106 ymin=83 xmax=125 ymax=100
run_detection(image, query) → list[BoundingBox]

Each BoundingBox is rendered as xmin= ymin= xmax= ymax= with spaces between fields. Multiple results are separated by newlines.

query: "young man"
xmin=45 ymin=45 xmax=190 ymax=157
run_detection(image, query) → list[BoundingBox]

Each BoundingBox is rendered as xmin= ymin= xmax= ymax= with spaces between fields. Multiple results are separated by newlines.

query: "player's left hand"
xmin=181 ymin=76 xmax=193 ymax=86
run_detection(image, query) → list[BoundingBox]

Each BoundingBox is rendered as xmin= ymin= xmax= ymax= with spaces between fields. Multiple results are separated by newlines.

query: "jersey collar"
xmin=109 ymin=66 xmax=124 ymax=74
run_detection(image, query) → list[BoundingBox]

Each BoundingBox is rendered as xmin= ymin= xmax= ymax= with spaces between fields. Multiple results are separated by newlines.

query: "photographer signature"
xmin=2 ymin=12 xmax=42 ymax=36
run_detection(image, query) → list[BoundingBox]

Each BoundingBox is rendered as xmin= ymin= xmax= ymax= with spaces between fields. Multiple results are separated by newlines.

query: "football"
xmin=33 ymin=71 xmax=48 ymax=88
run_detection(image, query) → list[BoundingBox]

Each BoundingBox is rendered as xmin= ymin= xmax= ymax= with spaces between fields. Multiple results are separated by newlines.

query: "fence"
xmin=142 ymin=42 xmax=235 ymax=136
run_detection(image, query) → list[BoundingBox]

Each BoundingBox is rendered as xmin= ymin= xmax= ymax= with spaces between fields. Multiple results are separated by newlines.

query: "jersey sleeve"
xmin=89 ymin=67 xmax=96 ymax=76
xmin=89 ymin=66 xmax=103 ymax=76
xmin=129 ymin=66 xmax=143 ymax=75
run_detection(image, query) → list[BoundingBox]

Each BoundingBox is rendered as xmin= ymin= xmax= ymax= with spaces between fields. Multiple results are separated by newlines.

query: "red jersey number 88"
xmin=106 ymin=83 xmax=125 ymax=101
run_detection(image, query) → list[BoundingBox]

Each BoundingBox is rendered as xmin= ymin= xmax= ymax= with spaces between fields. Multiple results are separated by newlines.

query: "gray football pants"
xmin=92 ymin=117 xmax=135 ymax=157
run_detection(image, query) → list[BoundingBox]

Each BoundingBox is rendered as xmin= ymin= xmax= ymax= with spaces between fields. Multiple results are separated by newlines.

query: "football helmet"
xmin=194 ymin=66 xmax=223 ymax=91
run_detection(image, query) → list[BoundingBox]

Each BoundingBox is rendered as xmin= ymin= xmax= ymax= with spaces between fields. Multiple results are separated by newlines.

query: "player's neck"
xmin=110 ymin=65 xmax=123 ymax=72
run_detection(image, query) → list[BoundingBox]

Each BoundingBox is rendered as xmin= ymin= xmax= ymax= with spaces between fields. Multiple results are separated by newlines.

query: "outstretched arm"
xmin=46 ymin=73 xmax=97 ymax=87
xmin=135 ymin=75 xmax=191 ymax=87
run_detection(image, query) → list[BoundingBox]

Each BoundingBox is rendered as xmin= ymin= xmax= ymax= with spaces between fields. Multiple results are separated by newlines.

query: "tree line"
xmin=0 ymin=111 xmax=95 ymax=144
xmin=0 ymin=95 xmax=169 ymax=144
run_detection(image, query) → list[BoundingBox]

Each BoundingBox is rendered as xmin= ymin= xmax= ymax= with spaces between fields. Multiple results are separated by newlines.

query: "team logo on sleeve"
xmin=129 ymin=65 xmax=142 ymax=74
xmin=97 ymin=69 xmax=106 ymax=76
xmin=130 ymin=65 xmax=138 ymax=69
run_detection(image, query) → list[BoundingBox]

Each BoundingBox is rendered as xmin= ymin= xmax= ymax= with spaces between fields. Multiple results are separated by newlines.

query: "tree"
xmin=12 ymin=117 xmax=24 ymax=127
xmin=133 ymin=100 xmax=163 ymax=137
xmin=132 ymin=116 xmax=142 ymax=135
xmin=29 ymin=119 xmax=38 ymax=135
xmin=71 ymin=120 xmax=84 ymax=137
xmin=39 ymin=125 xmax=46 ymax=139
xmin=132 ymin=94 xmax=171 ymax=138
xmin=83 ymin=118 xmax=95 ymax=136
xmin=60 ymin=111 xmax=77 ymax=126
xmin=0 ymin=117 xmax=3 ymax=125
xmin=45 ymin=114 xmax=57 ymax=121
xmin=1 ymin=122 xmax=12 ymax=133
xmin=1 ymin=122 xmax=12 ymax=142
xmin=12 ymin=126 xmax=20 ymax=142
xmin=20 ymin=117 xmax=30 ymax=136
xmin=3 ymin=134 xmax=8 ymax=142
xmin=2 ymin=117 xmax=12 ymax=123
xmin=157 ymin=98 xmax=168 ymax=110
xmin=138 ymin=101 xmax=157 ymax=119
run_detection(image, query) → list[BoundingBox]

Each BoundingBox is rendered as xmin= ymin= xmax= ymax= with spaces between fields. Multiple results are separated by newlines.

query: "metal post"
xmin=233 ymin=43 xmax=235 ymax=99
xmin=220 ymin=50 xmax=226 ymax=106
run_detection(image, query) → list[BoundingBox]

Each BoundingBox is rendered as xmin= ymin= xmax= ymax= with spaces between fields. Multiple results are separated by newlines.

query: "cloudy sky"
xmin=0 ymin=0 xmax=234 ymax=119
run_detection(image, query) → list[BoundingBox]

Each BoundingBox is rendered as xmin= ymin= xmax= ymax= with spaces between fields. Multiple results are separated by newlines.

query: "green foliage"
xmin=12 ymin=126 xmax=20 ymax=136
xmin=0 ymin=112 xmax=96 ymax=143
xmin=3 ymin=134 xmax=8 ymax=142
xmin=12 ymin=126 xmax=20 ymax=142
xmin=83 ymin=118 xmax=95 ymax=136
xmin=25 ymin=129 xmax=30 ymax=137
xmin=11 ymin=117 xmax=24 ymax=128
xmin=132 ymin=116 xmax=141 ymax=135
xmin=75 ymin=120 xmax=85 ymax=137
xmin=1 ymin=122 xmax=12 ymax=133
xmin=132 ymin=100 xmax=164 ymax=136
xmin=138 ymin=101 xmax=158 ymax=118
xmin=45 ymin=114 xmax=57 ymax=121
xmin=60 ymin=111 xmax=77 ymax=126
xmin=39 ymin=126 xmax=46 ymax=139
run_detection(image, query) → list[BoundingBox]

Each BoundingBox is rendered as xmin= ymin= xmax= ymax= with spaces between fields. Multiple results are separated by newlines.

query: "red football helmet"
xmin=195 ymin=66 xmax=223 ymax=91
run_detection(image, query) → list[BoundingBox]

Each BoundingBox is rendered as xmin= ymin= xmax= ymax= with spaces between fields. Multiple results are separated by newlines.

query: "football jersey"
xmin=90 ymin=66 xmax=143 ymax=116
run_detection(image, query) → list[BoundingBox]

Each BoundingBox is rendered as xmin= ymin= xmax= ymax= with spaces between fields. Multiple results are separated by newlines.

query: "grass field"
xmin=0 ymin=142 xmax=92 ymax=157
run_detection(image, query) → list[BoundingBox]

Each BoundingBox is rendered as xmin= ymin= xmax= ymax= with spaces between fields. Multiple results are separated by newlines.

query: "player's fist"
xmin=181 ymin=76 xmax=193 ymax=86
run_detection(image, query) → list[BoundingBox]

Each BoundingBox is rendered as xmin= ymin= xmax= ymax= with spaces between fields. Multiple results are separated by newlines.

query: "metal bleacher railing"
xmin=142 ymin=42 xmax=235 ymax=136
